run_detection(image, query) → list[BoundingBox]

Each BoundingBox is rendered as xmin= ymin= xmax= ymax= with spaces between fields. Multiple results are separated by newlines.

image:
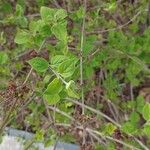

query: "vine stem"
xmin=80 ymin=0 xmax=86 ymax=116
xmin=48 ymin=66 xmax=68 ymax=85
xmin=79 ymin=0 xmax=87 ymax=146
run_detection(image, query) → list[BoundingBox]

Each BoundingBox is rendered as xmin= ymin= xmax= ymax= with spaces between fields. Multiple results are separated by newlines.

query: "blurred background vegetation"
xmin=0 ymin=0 xmax=150 ymax=149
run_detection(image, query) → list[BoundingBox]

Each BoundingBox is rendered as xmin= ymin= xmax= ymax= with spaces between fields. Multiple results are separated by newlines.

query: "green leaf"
xmin=44 ymin=78 xmax=62 ymax=95
xmin=126 ymin=62 xmax=142 ymax=86
xmin=40 ymin=6 xmax=67 ymax=22
xmin=129 ymin=112 xmax=140 ymax=124
xmin=136 ymin=96 xmax=145 ymax=113
xmin=0 ymin=2 xmax=12 ymax=13
xmin=65 ymin=102 xmax=73 ymax=108
xmin=0 ymin=52 xmax=8 ymax=65
xmin=76 ymin=6 xmax=84 ymax=19
xmin=51 ymin=22 xmax=67 ymax=43
xmin=14 ymin=4 xmax=28 ymax=28
xmin=107 ymin=59 xmax=121 ymax=70
xmin=105 ymin=2 xmax=117 ymax=12
xmin=43 ymin=94 xmax=60 ymax=105
xmin=85 ymin=65 xmax=94 ymax=78
xmin=28 ymin=57 xmax=49 ymax=72
xmin=66 ymin=80 xmax=79 ymax=99
xmin=104 ymin=123 xmax=117 ymax=135
xmin=40 ymin=6 xmax=55 ymax=22
xmin=129 ymin=56 xmax=150 ymax=73
xmin=40 ymin=24 xmax=52 ymax=37
xmin=15 ymin=29 xmax=30 ymax=44
xmin=29 ymin=19 xmax=51 ymax=37
xmin=143 ymin=123 xmax=150 ymax=136
xmin=142 ymin=103 xmax=150 ymax=121
xmin=54 ymin=9 xmax=67 ymax=21
xmin=51 ymin=55 xmax=67 ymax=67
xmin=16 ymin=16 xmax=28 ymax=28
xmin=35 ymin=129 xmax=45 ymax=141
xmin=122 ymin=122 xmax=137 ymax=134
xmin=29 ymin=20 xmax=40 ymax=35
xmin=43 ymin=75 xmax=51 ymax=84
xmin=58 ymin=58 xmax=78 ymax=78
xmin=15 ymin=4 xmax=24 ymax=16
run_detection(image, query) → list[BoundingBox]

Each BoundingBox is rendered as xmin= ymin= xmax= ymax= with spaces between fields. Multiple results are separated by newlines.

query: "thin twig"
xmin=48 ymin=106 xmax=75 ymax=122
xmin=53 ymin=122 xmax=143 ymax=150
xmin=27 ymin=13 xmax=40 ymax=18
xmin=87 ymin=130 xmax=106 ymax=146
xmin=107 ymin=102 xmax=119 ymax=123
xmin=43 ymin=99 xmax=54 ymax=123
xmin=0 ymin=98 xmax=18 ymax=134
xmin=23 ymin=68 xmax=33 ymax=85
xmin=87 ymin=128 xmax=141 ymax=150
xmin=130 ymin=84 xmax=134 ymax=101
xmin=66 ymin=98 xmax=121 ymax=128
xmin=66 ymin=98 xmax=149 ymax=150
xmin=86 ymin=10 xmax=143 ymax=35
xmin=47 ymin=105 xmax=148 ymax=150
xmin=23 ymin=40 xmax=46 ymax=85
xmin=53 ymin=137 xmax=59 ymax=150
xmin=134 ymin=137 xmax=149 ymax=150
